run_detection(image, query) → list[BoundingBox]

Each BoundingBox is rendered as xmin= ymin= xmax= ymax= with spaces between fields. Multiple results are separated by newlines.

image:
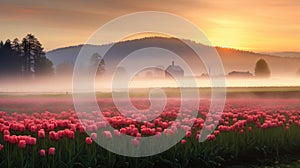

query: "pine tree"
xmin=20 ymin=34 xmax=54 ymax=78
xmin=90 ymin=53 xmax=105 ymax=76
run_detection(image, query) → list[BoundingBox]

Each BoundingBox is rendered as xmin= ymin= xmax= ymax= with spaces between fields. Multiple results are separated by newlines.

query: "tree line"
xmin=0 ymin=34 xmax=54 ymax=78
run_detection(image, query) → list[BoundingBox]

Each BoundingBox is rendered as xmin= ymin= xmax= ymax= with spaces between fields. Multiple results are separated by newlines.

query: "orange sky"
xmin=0 ymin=0 xmax=299 ymax=52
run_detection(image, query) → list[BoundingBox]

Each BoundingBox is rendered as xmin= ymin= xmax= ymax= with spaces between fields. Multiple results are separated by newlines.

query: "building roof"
xmin=165 ymin=61 xmax=184 ymax=73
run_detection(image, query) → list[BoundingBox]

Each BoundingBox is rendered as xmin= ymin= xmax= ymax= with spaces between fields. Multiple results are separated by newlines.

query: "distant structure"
xmin=200 ymin=73 xmax=209 ymax=78
xmin=136 ymin=66 xmax=165 ymax=79
xmin=165 ymin=61 xmax=184 ymax=78
xmin=227 ymin=71 xmax=253 ymax=78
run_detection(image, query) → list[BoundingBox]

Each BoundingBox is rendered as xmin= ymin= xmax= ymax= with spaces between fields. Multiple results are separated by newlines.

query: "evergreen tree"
xmin=0 ymin=34 xmax=54 ymax=78
xmin=254 ymin=58 xmax=271 ymax=78
xmin=20 ymin=34 xmax=54 ymax=78
xmin=90 ymin=53 xmax=105 ymax=76
xmin=0 ymin=39 xmax=20 ymax=77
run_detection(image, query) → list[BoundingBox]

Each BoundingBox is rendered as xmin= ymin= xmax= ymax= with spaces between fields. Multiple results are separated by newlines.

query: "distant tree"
xmin=90 ymin=53 xmax=105 ymax=76
xmin=11 ymin=38 xmax=22 ymax=74
xmin=0 ymin=34 xmax=54 ymax=79
xmin=114 ymin=67 xmax=128 ymax=80
xmin=35 ymin=57 xmax=54 ymax=77
xmin=56 ymin=62 xmax=73 ymax=76
xmin=0 ymin=39 xmax=20 ymax=77
xmin=254 ymin=58 xmax=271 ymax=78
xmin=20 ymin=34 xmax=54 ymax=78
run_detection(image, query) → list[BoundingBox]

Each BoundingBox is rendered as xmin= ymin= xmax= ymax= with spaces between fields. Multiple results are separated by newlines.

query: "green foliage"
xmin=1 ymin=124 xmax=300 ymax=168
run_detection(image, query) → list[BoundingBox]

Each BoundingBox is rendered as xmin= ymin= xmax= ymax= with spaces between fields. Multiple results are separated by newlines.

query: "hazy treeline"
xmin=0 ymin=34 xmax=54 ymax=78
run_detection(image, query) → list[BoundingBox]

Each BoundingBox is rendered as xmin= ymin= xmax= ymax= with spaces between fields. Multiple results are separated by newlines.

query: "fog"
xmin=0 ymin=75 xmax=300 ymax=93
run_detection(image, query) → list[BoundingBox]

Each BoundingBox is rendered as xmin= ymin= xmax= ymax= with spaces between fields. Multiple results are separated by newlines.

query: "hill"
xmin=46 ymin=37 xmax=300 ymax=77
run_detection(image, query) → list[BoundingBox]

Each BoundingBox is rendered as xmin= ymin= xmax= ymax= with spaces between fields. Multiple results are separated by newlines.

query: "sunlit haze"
xmin=0 ymin=0 xmax=299 ymax=52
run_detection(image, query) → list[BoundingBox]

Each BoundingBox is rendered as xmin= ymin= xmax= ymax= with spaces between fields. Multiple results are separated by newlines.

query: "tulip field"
xmin=0 ymin=95 xmax=300 ymax=167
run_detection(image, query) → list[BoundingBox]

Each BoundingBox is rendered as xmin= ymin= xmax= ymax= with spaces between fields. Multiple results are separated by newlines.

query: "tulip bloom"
xmin=248 ymin=127 xmax=253 ymax=132
xmin=3 ymin=129 xmax=10 ymax=135
xmin=91 ymin=133 xmax=97 ymax=140
xmin=103 ymin=131 xmax=112 ymax=140
xmin=40 ymin=149 xmax=46 ymax=156
xmin=38 ymin=129 xmax=45 ymax=138
xmin=18 ymin=140 xmax=26 ymax=149
xmin=132 ymin=138 xmax=140 ymax=146
xmin=48 ymin=147 xmax=55 ymax=155
xmin=206 ymin=134 xmax=215 ymax=141
xmin=185 ymin=131 xmax=192 ymax=138
xmin=85 ymin=137 xmax=92 ymax=145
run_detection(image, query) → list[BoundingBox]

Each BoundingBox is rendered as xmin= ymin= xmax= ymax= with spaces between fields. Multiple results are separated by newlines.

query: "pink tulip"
xmin=132 ymin=138 xmax=140 ymax=146
xmin=18 ymin=140 xmax=26 ymax=149
xmin=248 ymin=127 xmax=252 ymax=132
xmin=91 ymin=133 xmax=97 ymax=140
xmin=48 ymin=147 xmax=55 ymax=155
xmin=3 ymin=129 xmax=10 ymax=135
xmin=0 ymin=144 xmax=3 ymax=151
xmin=85 ymin=137 xmax=92 ymax=145
xmin=113 ymin=130 xmax=122 ymax=137
xmin=9 ymin=135 xmax=18 ymax=144
xmin=181 ymin=139 xmax=187 ymax=145
xmin=27 ymin=137 xmax=37 ymax=145
xmin=4 ymin=135 xmax=10 ymax=142
xmin=103 ymin=131 xmax=112 ymax=140
xmin=40 ymin=149 xmax=46 ymax=156
xmin=79 ymin=126 xmax=86 ymax=133
xmin=67 ymin=130 xmax=75 ymax=139
xmin=38 ymin=129 xmax=45 ymax=138
xmin=185 ymin=131 xmax=192 ymax=138
xmin=213 ymin=130 xmax=220 ymax=136
xmin=206 ymin=134 xmax=215 ymax=141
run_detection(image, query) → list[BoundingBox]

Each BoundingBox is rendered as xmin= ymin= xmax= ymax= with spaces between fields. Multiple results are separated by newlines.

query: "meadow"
xmin=0 ymin=88 xmax=300 ymax=167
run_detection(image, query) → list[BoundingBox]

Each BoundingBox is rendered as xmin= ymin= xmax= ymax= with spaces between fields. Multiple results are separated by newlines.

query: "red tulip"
xmin=206 ymin=134 xmax=215 ymax=141
xmin=185 ymin=131 xmax=192 ymax=138
xmin=38 ymin=129 xmax=45 ymax=138
xmin=4 ymin=135 xmax=10 ymax=142
xmin=40 ymin=149 xmax=46 ymax=156
xmin=0 ymin=144 xmax=3 ymax=151
xmin=18 ymin=140 xmax=26 ymax=149
xmin=67 ymin=130 xmax=75 ymax=139
xmin=248 ymin=127 xmax=252 ymax=132
xmin=9 ymin=135 xmax=18 ymax=144
xmin=48 ymin=147 xmax=55 ymax=155
xmin=3 ymin=129 xmax=10 ymax=135
xmin=85 ymin=137 xmax=92 ymax=145
xmin=27 ymin=137 xmax=37 ymax=145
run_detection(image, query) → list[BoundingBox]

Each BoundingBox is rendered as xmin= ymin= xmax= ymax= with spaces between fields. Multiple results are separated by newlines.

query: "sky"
xmin=0 ymin=0 xmax=299 ymax=52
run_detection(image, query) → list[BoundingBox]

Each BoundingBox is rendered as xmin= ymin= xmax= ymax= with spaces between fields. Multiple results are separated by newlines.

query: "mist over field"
xmin=1 ymin=76 xmax=300 ymax=93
